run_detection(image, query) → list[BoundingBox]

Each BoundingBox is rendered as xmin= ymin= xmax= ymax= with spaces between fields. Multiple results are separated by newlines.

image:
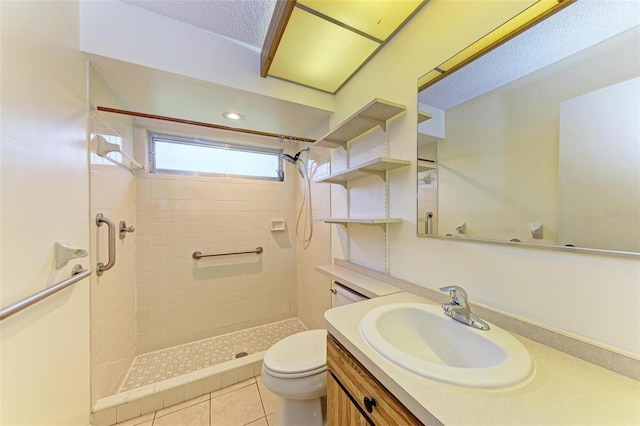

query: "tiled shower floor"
xmin=120 ymin=318 xmax=307 ymax=392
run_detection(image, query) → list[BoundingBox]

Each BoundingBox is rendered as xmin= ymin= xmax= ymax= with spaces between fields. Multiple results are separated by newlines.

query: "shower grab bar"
xmin=0 ymin=265 xmax=91 ymax=322
xmin=96 ymin=213 xmax=116 ymax=275
xmin=192 ymin=247 xmax=263 ymax=259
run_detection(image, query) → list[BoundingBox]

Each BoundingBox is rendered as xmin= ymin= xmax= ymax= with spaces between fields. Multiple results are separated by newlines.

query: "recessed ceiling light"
xmin=223 ymin=112 xmax=243 ymax=120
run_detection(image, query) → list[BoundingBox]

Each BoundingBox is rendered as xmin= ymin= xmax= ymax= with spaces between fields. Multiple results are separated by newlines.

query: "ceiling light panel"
xmin=268 ymin=7 xmax=380 ymax=93
xmin=298 ymin=0 xmax=424 ymax=41
xmin=264 ymin=0 xmax=428 ymax=93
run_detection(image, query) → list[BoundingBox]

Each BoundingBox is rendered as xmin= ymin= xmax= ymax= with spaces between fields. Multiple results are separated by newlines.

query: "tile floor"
xmin=115 ymin=377 xmax=276 ymax=426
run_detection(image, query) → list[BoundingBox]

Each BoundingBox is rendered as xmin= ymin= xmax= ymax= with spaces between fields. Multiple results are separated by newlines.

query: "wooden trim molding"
xmin=260 ymin=0 xmax=297 ymax=78
xmin=95 ymin=106 xmax=315 ymax=143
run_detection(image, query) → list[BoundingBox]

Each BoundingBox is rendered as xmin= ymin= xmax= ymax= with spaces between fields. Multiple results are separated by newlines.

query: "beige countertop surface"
xmin=324 ymin=291 xmax=640 ymax=426
xmin=316 ymin=264 xmax=402 ymax=298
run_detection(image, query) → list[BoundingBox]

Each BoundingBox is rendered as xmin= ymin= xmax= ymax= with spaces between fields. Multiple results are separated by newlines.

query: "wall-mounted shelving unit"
xmin=315 ymin=99 xmax=406 ymax=149
xmin=315 ymin=98 xmax=408 ymax=272
xmin=315 ymin=157 xmax=410 ymax=187
xmin=315 ymin=98 xmax=409 ymax=227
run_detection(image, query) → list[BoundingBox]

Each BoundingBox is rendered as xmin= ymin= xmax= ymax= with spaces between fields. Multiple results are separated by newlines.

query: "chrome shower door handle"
xmin=96 ymin=213 xmax=116 ymax=276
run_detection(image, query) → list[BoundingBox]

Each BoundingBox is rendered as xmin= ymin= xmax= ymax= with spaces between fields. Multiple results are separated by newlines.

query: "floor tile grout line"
xmin=155 ymin=393 xmax=209 ymax=421
xmin=211 ymin=378 xmax=256 ymax=400
xmin=256 ymin=381 xmax=269 ymax=420
xmin=254 ymin=382 xmax=267 ymax=421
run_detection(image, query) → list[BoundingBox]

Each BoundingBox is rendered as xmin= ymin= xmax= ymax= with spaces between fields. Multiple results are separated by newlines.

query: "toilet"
xmin=261 ymin=283 xmax=368 ymax=426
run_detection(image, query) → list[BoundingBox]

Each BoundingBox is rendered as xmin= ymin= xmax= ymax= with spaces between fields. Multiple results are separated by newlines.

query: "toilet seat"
xmin=263 ymin=329 xmax=327 ymax=379
xmin=263 ymin=363 xmax=327 ymax=379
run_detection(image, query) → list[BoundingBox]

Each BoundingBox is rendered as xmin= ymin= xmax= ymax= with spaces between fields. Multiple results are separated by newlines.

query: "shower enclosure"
xmin=88 ymin=65 xmax=330 ymax=422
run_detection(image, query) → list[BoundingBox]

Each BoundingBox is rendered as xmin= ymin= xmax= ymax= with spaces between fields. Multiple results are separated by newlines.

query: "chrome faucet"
xmin=440 ymin=286 xmax=490 ymax=331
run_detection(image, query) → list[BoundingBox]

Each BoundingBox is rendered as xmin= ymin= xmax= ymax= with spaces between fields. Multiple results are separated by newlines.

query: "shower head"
xmin=282 ymin=148 xmax=310 ymax=165
xmin=283 ymin=153 xmax=298 ymax=165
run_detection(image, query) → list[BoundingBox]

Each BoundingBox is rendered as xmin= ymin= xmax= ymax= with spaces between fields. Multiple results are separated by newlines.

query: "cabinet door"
xmin=327 ymin=335 xmax=423 ymax=425
xmin=327 ymin=371 xmax=371 ymax=426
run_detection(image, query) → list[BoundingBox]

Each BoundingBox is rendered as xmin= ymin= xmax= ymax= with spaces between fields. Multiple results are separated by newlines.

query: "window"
xmin=150 ymin=134 xmax=284 ymax=181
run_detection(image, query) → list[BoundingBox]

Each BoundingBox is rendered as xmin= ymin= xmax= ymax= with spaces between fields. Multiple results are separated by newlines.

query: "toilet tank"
xmin=332 ymin=282 xmax=368 ymax=307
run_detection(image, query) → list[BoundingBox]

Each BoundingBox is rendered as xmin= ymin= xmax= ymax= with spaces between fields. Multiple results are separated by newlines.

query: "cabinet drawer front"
xmin=327 ymin=335 xmax=423 ymax=426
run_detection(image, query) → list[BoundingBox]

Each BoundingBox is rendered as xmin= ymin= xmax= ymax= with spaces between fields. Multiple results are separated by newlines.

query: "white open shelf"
xmin=316 ymin=157 xmax=410 ymax=186
xmin=418 ymin=159 xmax=437 ymax=171
xmin=418 ymin=110 xmax=433 ymax=123
xmin=314 ymin=99 xmax=406 ymax=149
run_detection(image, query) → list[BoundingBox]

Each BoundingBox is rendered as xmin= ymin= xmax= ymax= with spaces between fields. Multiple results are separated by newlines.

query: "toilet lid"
xmin=263 ymin=329 xmax=327 ymax=375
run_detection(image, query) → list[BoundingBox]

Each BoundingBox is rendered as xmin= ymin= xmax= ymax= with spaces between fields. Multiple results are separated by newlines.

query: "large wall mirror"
xmin=417 ymin=1 xmax=640 ymax=256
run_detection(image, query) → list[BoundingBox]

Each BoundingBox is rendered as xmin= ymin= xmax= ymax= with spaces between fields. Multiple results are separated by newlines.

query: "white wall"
xmin=440 ymin=90 xmax=559 ymax=243
xmin=0 ymin=1 xmax=91 ymax=424
xmin=333 ymin=0 xmax=640 ymax=356
xmin=559 ymin=77 xmax=640 ymax=252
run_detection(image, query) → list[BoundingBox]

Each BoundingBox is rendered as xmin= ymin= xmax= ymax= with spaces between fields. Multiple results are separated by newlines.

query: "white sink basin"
xmin=359 ymin=303 xmax=534 ymax=389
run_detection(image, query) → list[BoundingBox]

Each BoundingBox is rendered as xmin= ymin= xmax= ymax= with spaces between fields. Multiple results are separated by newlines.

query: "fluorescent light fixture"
xmin=261 ymin=0 xmax=427 ymax=94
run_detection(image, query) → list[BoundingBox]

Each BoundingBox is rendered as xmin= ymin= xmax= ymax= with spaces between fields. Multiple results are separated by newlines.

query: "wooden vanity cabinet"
xmin=327 ymin=334 xmax=423 ymax=426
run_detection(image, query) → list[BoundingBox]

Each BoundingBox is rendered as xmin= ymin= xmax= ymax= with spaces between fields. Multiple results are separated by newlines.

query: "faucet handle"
xmin=439 ymin=286 xmax=468 ymax=305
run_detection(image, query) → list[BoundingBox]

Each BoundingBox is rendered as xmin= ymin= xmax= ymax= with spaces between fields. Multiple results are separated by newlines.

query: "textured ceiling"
xmin=419 ymin=0 xmax=640 ymax=110
xmin=121 ymin=0 xmax=276 ymax=50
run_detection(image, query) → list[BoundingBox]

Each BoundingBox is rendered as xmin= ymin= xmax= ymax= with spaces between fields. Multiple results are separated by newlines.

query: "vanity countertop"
xmin=325 ymin=291 xmax=640 ymax=426
xmin=316 ymin=264 xmax=402 ymax=298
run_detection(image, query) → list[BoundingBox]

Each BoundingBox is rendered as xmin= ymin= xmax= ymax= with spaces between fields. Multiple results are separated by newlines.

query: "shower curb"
xmin=92 ymin=350 xmax=265 ymax=426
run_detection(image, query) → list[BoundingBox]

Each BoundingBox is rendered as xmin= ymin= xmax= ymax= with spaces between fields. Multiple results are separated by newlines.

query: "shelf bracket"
xmin=333 ymin=222 xmax=350 ymax=228
xmin=356 ymin=115 xmax=387 ymax=131
xmin=367 ymin=222 xmax=389 ymax=230
xmin=362 ymin=170 xmax=386 ymax=181
xmin=325 ymin=138 xmax=347 ymax=149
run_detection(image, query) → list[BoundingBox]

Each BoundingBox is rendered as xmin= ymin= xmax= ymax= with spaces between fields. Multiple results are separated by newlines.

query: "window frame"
xmin=150 ymin=133 xmax=285 ymax=181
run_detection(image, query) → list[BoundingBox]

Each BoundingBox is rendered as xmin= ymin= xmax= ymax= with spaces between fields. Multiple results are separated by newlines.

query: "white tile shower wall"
xmin=89 ymin=65 xmax=138 ymax=405
xmin=135 ymin=172 xmax=299 ymax=354
xmin=296 ymin=147 xmax=333 ymax=330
